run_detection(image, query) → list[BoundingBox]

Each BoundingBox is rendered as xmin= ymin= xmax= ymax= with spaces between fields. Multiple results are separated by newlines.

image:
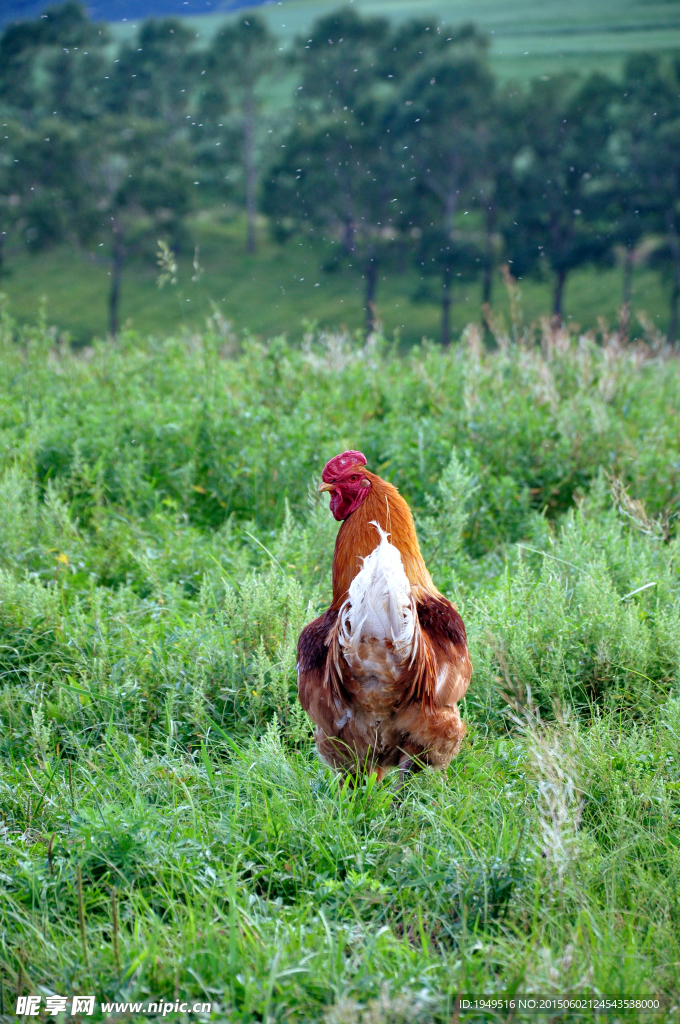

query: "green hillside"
xmin=110 ymin=0 xmax=680 ymax=80
xmin=2 ymin=0 xmax=679 ymax=344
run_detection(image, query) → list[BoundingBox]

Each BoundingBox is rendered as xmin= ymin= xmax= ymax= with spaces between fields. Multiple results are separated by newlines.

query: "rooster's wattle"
xmin=297 ymin=450 xmax=471 ymax=781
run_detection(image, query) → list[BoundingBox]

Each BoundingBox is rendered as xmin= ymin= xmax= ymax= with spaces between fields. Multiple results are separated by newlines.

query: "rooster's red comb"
xmin=322 ymin=450 xmax=367 ymax=481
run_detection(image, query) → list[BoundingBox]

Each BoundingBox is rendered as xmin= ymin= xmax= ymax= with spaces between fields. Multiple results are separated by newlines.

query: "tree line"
xmin=1 ymin=1 xmax=680 ymax=343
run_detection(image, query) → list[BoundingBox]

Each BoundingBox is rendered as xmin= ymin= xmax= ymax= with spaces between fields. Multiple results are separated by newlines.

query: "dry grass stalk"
xmin=76 ymin=864 xmax=90 ymax=974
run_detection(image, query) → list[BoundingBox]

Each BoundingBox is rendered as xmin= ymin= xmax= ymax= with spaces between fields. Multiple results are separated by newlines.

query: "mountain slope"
xmin=3 ymin=0 xmax=680 ymax=89
xmin=0 ymin=0 xmax=258 ymax=28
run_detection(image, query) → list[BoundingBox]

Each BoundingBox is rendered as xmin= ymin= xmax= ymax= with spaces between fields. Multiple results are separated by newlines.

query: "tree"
xmin=388 ymin=40 xmax=494 ymax=342
xmin=503 ymin=74 xmax=615 ymax=319
xmin=266 ymin=9 xmax=400 ymax=333
xmin=202 ymin=15 xmax=276 ymax=253
xmin=296 ymin=7 xmax=389 ymax=117
xmin=471 ymin=84 xmax=523 ymax=310
xmin=0 ymin=6 xmax=197 ymax=333
xmin=0 ymin=3 xmax=110 ymax=283
xmin=266 ymin=110 xmax=403 ymax=334
xmin=0 ymin=117 xmax=25 ymax=278
xmin=601 ymin=54 xmax=678 ymax=322
xmin=415 ymin=230 xmax=484 ymax=345
xmin=105 ymin=17 xmax=196 ymax=125
xmin=0 ymin=115 xmax=85 ymax=278
xmin=0 ymin=2 xmax=108 ymax=124
xmin=593 ymin=54 xmax=680 ymax=333
xmin=71 ymin=117 xmax=194 ymax=336
xmin=655 ymin=123 xmax=680 ymax=344
xmin=643 ymin=72 xmax=680 ymax=343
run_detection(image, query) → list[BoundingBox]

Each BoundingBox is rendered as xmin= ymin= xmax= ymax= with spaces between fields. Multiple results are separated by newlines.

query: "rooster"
xmin=297 ymin=450 xmax=471 ymax=781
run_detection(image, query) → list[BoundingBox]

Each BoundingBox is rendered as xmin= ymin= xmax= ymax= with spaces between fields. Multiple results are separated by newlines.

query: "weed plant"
xmin=0 ymin=302 xmax=679 ymax=1021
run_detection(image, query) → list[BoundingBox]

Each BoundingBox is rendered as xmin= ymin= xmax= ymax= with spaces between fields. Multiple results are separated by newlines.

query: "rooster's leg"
xmin=398 ymin=753 xmax=413 ymax=788
xmin=397 ymin=743 xmax=424 ymax=787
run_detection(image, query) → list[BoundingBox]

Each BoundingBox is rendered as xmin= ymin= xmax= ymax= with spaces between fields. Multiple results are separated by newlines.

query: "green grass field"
xmin=1 ymin=306 xmax=680 ymax=1020
xmin=0 ymin=214 xmax=672 ymax=346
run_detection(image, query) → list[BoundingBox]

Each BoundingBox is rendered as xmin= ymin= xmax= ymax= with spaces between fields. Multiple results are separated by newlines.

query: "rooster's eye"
xmin=351 ymin=475 xmax=357 ymax=480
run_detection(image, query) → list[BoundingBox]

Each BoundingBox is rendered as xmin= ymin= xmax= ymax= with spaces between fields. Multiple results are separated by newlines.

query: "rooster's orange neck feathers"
xmin=330 ymin=471 xmax=437 ymax=609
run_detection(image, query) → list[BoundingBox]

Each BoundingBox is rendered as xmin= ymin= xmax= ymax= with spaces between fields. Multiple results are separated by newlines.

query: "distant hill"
xmin=3 ymin=0 xmax=680 ymax=83
xmin=0 ymin=0 xmax=261 ymax=28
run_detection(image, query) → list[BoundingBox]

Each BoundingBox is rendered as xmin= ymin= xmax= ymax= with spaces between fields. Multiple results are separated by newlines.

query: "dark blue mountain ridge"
xmin=0 ymin=0 xmax=267 ymax=29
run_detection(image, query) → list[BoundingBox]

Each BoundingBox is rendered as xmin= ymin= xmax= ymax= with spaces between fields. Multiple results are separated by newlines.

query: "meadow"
xmin=0 ymin=216 xmax=671 ymax=349
xmin=1 ymin=294 xmax=680 ymax=1021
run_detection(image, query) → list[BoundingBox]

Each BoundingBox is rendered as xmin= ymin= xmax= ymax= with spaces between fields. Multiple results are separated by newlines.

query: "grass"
xmin=0 ymin=213 xmax=672 ymax=346
xmin=1 ymin=302 xmax=680 ymax=1020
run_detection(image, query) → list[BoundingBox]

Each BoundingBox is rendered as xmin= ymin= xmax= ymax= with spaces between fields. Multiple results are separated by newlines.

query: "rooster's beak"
xmin=318 ymin=482 xmax=334 ymax=493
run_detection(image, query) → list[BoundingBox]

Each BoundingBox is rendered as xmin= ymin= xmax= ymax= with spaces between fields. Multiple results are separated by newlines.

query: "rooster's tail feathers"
xmin=325 ymin=523 xmax=436 ymax=709
xmin=339 ymin=522 xmax=414 ymax=646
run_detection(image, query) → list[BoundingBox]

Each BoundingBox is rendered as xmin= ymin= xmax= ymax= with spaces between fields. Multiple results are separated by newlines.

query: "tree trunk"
xmin=622 ymin=245 xmax=634 ymax=306
xmin=108 ymin=218 xmax=124 ymax=339
xmin=482 ymin=254 xmax=493 ymax=307
xmin=364 ymin=258 xmax=377 ymax=336
xmin=342 ymin=219 xmax=355 ymax=254
xmin=670 ymin=272 xmax=680 ymax=348
xmin=441 ymin=264 xmax=452 ymax=347
xmin=666 ymin=216 xmax=680 ymax=346
xmin=553 ymin=267 xmax=567 ymax=321
xmin=482 ymin=204 xmax=495 ymax=306
xmin=244 ymin=94 xmax=257 ymax=255
xmin=443 ymin=190 xmax=458 ymax=235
